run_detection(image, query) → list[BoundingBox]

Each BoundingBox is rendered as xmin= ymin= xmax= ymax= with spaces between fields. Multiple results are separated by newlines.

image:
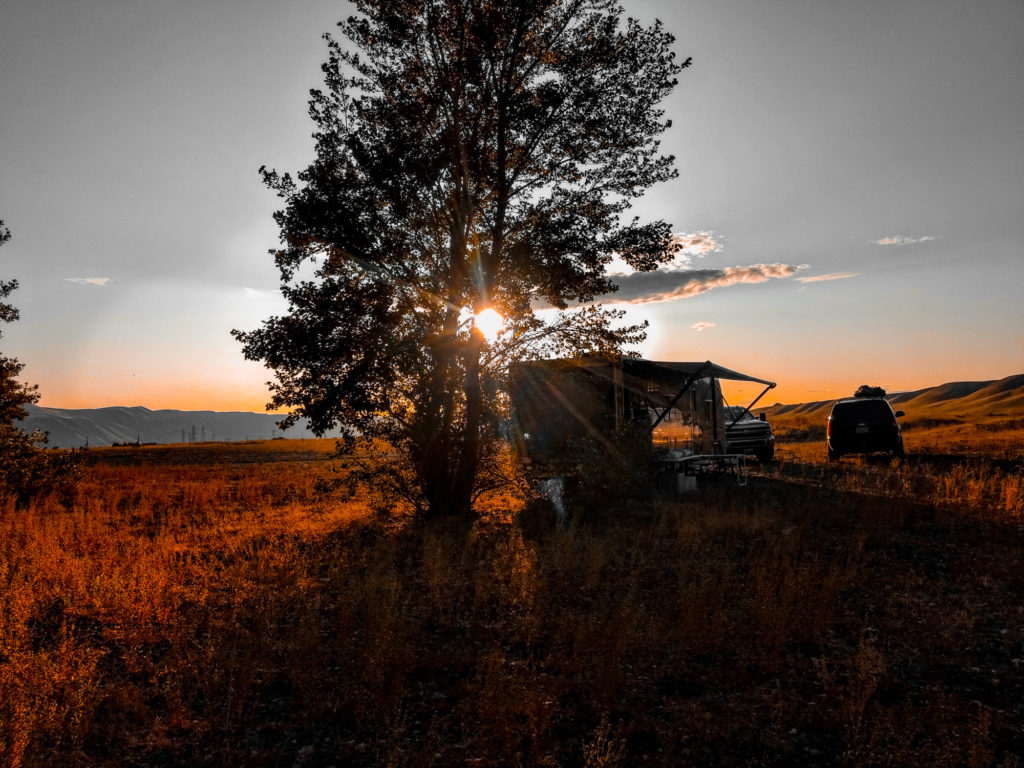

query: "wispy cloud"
xmin=796 ymin=272 xmax=858 ymax=284
xmin=672 ymin=231 xmax=722 ymax=259
xmin=604 ymin=263 xmax=803 ymax=305
xmin=691 ymin=321 xmax=716 ymax=331
xmin=593 ymin=230 xmax=805 ymax=305
xmin=871 ymin=235 xmax=939 ymax=247
xmin=65 ymin=277 xmax=109 ymax=286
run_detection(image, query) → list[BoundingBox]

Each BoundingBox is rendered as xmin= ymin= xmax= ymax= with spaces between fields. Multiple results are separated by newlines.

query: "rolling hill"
xmin=764 ymin=374 xmax=1024 ymax=451
xmin=18 ymin=404 xmax=340 ymax=448
xmin=766 ymin=374 xmax=1024 ymax=425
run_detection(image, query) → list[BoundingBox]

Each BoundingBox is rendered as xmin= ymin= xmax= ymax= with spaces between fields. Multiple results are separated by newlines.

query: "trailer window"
xmin=652 ymin=409 xmax=701 ymax=450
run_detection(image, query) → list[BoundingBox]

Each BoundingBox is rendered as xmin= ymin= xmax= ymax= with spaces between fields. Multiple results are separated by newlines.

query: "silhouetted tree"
xmin=0 ymin=221 xmax=39 ymax=425
xmin=854 ymin=385 xmax=887 ymax=399
xmin=235 ymin=0 xmax=688 ymax=519
xmin=0 ymin=221 xmax=82 ymax=502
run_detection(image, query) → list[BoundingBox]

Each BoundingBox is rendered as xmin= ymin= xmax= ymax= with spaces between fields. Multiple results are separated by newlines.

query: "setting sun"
xmin=473 ymin=307 xmax=505 ymax=344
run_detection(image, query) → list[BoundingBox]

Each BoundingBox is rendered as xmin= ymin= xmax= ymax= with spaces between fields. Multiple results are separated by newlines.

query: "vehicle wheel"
xmin=827 ymin=447 xmax=840 ymax=462
xmin=893 ymin=443 xmax=905 ymax=460
xmin=756 ymin=445 xmax=775 ymax=464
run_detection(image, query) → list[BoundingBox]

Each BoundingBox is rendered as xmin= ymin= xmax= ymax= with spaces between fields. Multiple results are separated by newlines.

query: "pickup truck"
xmin=724 ymin=406 xmax=775 ymax=463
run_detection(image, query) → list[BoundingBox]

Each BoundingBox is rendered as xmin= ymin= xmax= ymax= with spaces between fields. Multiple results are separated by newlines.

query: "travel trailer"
xmin=508 ymin=357 xmax=776 ymax=489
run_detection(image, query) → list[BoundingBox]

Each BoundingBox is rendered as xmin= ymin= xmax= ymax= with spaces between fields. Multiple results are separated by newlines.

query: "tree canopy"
xmin=854 ymin=385 xmax=887 ymax=399
xmin=235 ymin=0 xmax=688 ymax=519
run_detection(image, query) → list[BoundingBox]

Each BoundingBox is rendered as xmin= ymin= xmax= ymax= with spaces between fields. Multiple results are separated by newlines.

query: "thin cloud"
xmin=691 ymin=321 xmax=716 ymax=331
xmin=672 ymin=231 xmax=722 ymax=259
xmin=796 ymin=272 xmax=858 ymax=284
xmin=871 ymin=235 xmax=939 ymax=247
xmin=604 ymin=263 xmax=803 ymax=305
xmin=65 ymin=277 xmax=109 ymax=286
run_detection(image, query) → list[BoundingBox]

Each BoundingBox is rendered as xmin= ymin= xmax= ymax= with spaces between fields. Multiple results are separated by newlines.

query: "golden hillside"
xmin=765 ymin=374 xmax=1024 ymax=459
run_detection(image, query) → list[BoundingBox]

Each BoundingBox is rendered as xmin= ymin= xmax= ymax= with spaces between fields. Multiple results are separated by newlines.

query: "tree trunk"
xmin=419 ymin=321 xmax=460 ymax=520
xmin=450 ymin=333 xmax=484 ymax=521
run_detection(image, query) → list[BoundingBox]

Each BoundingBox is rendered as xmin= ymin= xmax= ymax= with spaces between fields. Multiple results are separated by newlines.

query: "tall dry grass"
xmin=776 ymin=440 xmax=1023 ymax=520
xmin=1 ymin=444 xmax=364 ymax=767
xmin=0 ymin=438 xmax=1022 ymax=766
xmin=776 ymin=417 xmax=1024 ymax=465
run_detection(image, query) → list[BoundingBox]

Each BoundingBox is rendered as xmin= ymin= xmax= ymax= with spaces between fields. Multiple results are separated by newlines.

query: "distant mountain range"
xmin=765 ymin=374 xmax=1024 ymax=424
xmin=17 ymin=373 xmax=1024 ymax=448
xmin=20 ymin=404 xmax=341 ymax=448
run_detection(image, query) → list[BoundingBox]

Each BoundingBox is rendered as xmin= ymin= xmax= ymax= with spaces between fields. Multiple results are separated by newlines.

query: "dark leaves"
xmin=237 ymin=0 xmax=687 ymax=515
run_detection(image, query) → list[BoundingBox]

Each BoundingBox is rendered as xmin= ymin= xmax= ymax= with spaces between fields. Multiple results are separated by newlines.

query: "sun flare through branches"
xmin=473 ymin=307 xmax=506 ymax=345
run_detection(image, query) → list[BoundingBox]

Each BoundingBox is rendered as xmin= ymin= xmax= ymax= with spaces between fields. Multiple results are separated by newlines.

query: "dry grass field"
xmin=2 ymin=403 xmax=1023 ymax=766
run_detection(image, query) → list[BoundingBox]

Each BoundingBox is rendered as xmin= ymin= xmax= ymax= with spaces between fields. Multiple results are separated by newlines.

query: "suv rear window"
xmin=831 ymin=400 xmax=895 ymax=424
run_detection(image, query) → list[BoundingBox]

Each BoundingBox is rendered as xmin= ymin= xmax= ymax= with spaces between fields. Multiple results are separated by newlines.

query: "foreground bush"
xmin=0 ymin=426 xmax=84 ymax=507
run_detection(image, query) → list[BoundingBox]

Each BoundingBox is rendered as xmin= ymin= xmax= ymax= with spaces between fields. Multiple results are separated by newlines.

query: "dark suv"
xmin=827 ymin=397 xmax=905 ymax=461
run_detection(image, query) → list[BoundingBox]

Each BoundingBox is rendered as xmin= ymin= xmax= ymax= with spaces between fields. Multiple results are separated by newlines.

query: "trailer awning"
xmin=639 ymin=360 xmax=776 ymax=388
xmin=558 ymin=358 xmax=776 ymax=389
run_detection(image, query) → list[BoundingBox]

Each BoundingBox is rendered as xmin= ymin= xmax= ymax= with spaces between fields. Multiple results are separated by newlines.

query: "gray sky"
xmin=1 ymin=0 xmax=1021 ymax=409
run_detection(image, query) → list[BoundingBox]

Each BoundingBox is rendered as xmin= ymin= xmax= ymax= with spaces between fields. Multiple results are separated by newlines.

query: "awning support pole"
xmin=649 ymin=361 xmax=713 ymax=434
xmin=726 ymin=382 xmax=778 ymax=428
